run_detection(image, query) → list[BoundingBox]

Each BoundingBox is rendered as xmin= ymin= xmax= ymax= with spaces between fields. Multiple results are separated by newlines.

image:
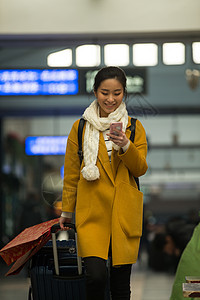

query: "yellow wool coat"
xmin=62 ymin=116 xmax=148 ymax=266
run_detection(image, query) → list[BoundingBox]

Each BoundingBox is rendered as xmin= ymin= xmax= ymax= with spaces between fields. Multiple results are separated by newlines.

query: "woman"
xmin=59 ymin=66 xmax=148 ymax=299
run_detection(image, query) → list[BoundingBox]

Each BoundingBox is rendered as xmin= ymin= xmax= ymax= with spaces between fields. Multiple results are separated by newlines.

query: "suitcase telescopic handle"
xmin=51 ymin=223 xmax=82 ymax=276
xmin=51 ymin=223 xmax=76 ymax=233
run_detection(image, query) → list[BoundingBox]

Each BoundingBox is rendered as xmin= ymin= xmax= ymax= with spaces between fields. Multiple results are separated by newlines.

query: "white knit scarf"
xmin=81 ymin=99 xmax=128 ymax=181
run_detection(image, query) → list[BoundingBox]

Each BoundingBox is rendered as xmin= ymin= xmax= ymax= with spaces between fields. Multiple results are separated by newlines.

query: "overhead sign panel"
xmin=25 ymin=136 xmax=68 ymax=155
xmin=0 ymin=68 xmax=146 ymax=96
xmin=79 ymin=68 xmax=147 ymax=94
xmin=0 ymin=69 xmax=79 ymax=96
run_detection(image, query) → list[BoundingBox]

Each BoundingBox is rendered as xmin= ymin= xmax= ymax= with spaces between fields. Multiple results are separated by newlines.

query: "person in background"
xmin=170 ymin=221 xmax=200 ymax=300
xmin=164 ymin=219 xmax=195 ymax=258
xmin=149 ymin=218 xmax=196 ymax=273
xmin=59 ymin=66 xmax=148 ymax=300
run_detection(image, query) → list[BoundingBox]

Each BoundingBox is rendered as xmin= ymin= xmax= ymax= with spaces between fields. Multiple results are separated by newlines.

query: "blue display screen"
xmin=25 ymin=136 xmax=68 ymax=155
xmin=0 ymin=69 xmax=79 ymax=95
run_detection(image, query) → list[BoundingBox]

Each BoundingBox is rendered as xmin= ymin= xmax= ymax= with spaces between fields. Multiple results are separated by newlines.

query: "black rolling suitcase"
xmin=28 ymin=223 xmax=86 ymax=300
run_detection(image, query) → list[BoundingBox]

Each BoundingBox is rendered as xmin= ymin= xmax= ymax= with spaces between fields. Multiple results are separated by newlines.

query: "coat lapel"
xmin=98 ymin=132 xmax=115 ymax=185
xmin=111 ymin=150 xmax=120 ymax=180
xmin=111 ymin=117 xmax=132 ymax=179
xmin=97 ymin=117 xmax=132 ymax=184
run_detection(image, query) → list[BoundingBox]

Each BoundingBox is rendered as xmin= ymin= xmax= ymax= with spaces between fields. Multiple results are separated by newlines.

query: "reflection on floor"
xmin=0 ymin=255 xmax=175 ymax=300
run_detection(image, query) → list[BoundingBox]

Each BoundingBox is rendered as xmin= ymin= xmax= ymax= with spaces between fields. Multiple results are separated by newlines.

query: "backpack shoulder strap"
xmin=130 ymin=117 xmax=137 ymax=143
xmin=78 ymin=118 xmax=85 ymax=164
xmin=129 ymin=118 xmax=140 ymax=190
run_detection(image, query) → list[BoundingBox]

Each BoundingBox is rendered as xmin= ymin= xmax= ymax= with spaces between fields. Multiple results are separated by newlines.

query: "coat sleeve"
xmin=62 ymin=120 xmax=81 ymax=213
xmin=118 ymin=119 xmax=148 ymax=177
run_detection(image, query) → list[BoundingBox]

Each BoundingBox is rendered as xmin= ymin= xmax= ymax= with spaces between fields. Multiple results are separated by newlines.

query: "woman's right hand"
xmin=59 ymin=216 xmax=72 ymax=230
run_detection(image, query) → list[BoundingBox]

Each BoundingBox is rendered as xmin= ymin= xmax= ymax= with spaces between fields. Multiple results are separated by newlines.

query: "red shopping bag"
xmin=0 ymin=218 xmax=59 ymax=275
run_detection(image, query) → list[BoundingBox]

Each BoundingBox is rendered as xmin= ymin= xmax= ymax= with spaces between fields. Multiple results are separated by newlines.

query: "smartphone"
xmin=110 ymin=122 xmax=122 ymax=136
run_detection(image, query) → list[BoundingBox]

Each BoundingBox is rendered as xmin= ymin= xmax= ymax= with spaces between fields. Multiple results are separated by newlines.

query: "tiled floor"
xmin=131 ymin=267 xmax=174 ymax=300
xmin=0 ymin=276 xmax=30 ymax=300
xmin=0 ymin=259 xmax=175 ymax=300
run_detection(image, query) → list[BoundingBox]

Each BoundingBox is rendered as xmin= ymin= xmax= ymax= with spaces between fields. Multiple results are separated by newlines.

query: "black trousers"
xmin=84 ymin=256 xmax=132 ymax=300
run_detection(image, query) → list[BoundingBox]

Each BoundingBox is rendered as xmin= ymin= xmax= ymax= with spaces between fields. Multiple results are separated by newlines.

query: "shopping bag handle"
xmin=51 ymin=223 xmax=76 ymax=233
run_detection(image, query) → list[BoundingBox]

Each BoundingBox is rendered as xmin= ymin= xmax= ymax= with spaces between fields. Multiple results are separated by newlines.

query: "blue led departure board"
xmin=0 ymin=69 xmax=78 ymax=95
xmin=25 ymin=136 xmax=68 ymax=155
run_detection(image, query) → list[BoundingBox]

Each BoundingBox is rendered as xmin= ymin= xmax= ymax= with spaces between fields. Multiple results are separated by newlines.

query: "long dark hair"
xmin=93 ymin=66 xmax=127 ymax=98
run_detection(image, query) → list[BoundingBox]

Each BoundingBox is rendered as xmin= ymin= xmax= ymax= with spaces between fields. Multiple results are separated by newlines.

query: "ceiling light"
xmin=104 ymin=44 xmax=129 ymax=66
xmin=47 ymin=49 xmax=72 ymax=67
xmin=192 ymin=42 xmax=200 ymax=64
xmin=163 ymin=42 xmax=185 ymax=65
xmin=133 ymin=43 xmax=158 ymax=66
xmin=76 ymin=45 xmax=100 ymax=67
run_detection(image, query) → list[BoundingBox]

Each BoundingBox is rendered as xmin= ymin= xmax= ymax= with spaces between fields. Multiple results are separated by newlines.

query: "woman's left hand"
xmin=107 ymin=129 xmax=129 ymax=148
